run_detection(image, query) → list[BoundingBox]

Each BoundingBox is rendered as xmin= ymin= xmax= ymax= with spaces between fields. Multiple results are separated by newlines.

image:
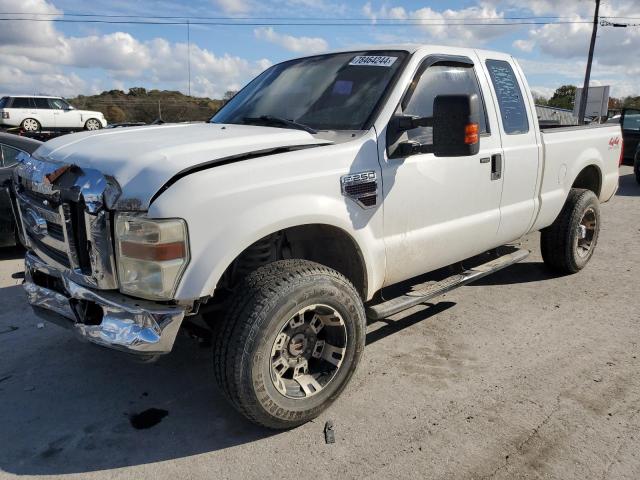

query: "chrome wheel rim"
xmin=576 ymin=207 xmax=597 ymax=258
xmin=23 ymin=119 xmax=38 ymax=131
xmin=270 ymin=304 xmax=347 ymax=399
xmin=86 ymin=119 xmax=100 ymax=130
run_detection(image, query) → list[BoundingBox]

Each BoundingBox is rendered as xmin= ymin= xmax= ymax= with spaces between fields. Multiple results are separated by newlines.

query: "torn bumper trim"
xmin=24 ymin=251 xmax=186 ymax=355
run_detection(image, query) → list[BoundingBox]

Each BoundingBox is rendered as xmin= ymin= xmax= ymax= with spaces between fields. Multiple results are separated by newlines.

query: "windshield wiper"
xmin=242 ymin=115 xmax=317 ymax=134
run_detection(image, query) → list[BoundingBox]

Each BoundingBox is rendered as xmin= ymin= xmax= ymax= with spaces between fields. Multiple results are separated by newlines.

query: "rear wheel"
xmin=540 ymin=188 xmax=600 ymax=274
xmin=21 ymin=118 xmax=40 ymax=132
xmin=84 ymin=118 xmax=102 ymax=131
xmin=213 ymin=260 xmax=366 ymax=429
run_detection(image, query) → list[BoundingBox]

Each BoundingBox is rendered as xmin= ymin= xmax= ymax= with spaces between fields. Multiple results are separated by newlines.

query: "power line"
xmin=2 ymin=11 xmax=640 ymax=21
xmin=0 ymin=17 xmax=597 ymax=26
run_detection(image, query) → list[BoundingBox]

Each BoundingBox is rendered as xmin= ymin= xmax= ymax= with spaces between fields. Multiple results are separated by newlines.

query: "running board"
xmin=366 ymin=248 xmax=530 ymax=320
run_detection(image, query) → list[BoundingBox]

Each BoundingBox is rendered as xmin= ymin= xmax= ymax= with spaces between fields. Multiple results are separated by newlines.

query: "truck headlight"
xmin=115 ymin=213 xmax=190 ymax=300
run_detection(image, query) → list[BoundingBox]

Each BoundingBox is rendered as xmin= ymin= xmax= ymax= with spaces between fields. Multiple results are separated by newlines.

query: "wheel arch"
xmin=571 ymin=164 xmax=602 ymax=197
xmin=215 ymin=223 xmax=369 ymax=301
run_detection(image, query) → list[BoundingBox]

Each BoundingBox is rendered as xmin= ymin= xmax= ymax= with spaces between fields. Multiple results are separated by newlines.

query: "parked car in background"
xmin=607 ymin=109 xmax=640 ymax=165
xmin=0 ymin=96 xmax=107 ymax=132
xmin=0 ymin=133 xmax=42 ymax=247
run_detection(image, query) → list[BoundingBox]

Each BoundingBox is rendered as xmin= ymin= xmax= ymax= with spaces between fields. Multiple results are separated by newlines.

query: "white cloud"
xmin=530 ymin=86 xmax=555 ymax=99
xmin=0 ymin=0 xmax=271 ymax=98
xmin=363 ymin=2 xmax=407 ymax=21
xmin=212 ymin=0 xmax=251 ymax=14
xmin=513 ymin=39 xmax=534 ymax=52
xmin=254 ymin=27 xmax=328 ymax=53
xmin=510 ymin=0 xmax=640 ymax=73
xmin=363 ymin=2 xmax=515 ymax=46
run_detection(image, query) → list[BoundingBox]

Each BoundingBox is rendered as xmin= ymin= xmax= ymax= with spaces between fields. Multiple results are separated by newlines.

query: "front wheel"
xmin=540 ymin=188 xmax=600 ymax=274
xmin=84 ymin=118 xmax=102 ymax=131
xmin=213 ymin=260 xmax=366 ymax=429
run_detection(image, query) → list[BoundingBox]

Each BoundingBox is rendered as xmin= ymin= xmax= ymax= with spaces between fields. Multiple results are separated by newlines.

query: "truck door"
xmin=379 ymin=55 xmax=505 ymax=286
xmin=477 ymin=54 xmax=541 ymax=243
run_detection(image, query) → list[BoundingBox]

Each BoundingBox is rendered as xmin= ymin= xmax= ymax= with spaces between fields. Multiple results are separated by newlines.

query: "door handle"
xmin=491 ymin=153 xmax=502 ymax=181
xmin=480 ymin=157 xmax=490 ymax=164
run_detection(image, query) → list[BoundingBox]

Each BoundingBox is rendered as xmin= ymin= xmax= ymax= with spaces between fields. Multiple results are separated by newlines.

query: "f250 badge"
xmin=608 ymin=137 xmax=621 ymax=149
xmin=340 ymin=171 xmax=378 ymax=209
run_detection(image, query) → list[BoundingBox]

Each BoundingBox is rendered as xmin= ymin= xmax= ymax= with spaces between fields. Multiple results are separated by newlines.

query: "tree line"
xmin=69 ymin=85 xmax=639 ymax=125
xmin=534 ymin=85 xmax=640 ymax=112
xmin=69 ymin=88 xmax=238 ymax=124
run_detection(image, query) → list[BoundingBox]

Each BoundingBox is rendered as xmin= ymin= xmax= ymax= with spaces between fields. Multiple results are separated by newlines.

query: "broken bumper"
xmin=24 ymin=251 xmax=186 ymax=355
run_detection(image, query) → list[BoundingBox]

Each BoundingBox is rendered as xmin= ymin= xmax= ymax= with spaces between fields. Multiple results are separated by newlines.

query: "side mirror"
xmin=433 ymin=93 xmax=480 ymax=157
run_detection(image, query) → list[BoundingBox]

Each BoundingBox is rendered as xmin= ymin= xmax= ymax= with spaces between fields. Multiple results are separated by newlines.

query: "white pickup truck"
xmin=12 ymin=45 xmax=621 ymax=428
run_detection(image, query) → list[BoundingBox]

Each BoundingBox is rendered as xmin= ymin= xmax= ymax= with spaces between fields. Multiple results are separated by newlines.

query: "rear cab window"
xmin=485 ymin=59 xmax=529 ymax=135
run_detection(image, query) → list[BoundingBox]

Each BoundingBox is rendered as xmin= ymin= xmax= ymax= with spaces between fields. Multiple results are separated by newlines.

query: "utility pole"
xmin=578 ymin=0 xmax=600 ymax=124
xmin=187 ymin=20 xmax=192 ymax=97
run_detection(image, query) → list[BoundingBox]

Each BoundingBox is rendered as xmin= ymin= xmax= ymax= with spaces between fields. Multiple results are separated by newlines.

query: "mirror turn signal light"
xmin=464 ymin=123 xmax=479 ymax=145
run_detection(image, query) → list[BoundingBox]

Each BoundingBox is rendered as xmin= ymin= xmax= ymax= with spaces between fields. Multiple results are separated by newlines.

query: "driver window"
xmin=48 ymin=98 xmax=67 ymax=110
xmin=399 ymin=64 xmax=488 ymax=145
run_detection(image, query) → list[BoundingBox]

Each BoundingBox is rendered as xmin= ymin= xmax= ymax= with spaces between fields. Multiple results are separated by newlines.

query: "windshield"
xmin=211 ymin=51 xmax=408 ymax=131
xmin=0 ymin=97 xmax=8 ymax=108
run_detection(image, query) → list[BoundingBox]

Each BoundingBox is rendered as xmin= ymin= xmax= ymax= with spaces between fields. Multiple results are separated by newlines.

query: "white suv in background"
xmin=0 ymin=96 xmax=107 ymax=132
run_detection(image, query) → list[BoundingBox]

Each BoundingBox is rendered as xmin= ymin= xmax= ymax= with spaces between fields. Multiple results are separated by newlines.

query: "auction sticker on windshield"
xmin=349 ymin=56 xmax=398 ymax=67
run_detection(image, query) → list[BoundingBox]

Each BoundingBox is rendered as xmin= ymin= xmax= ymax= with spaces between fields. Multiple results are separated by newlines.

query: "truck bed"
xmin=531 ymin=123 xmax=621 ymax=231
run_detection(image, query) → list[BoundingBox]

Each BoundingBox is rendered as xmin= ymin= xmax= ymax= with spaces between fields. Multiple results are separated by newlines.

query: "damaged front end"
xmin=12 ymin=153 xmax=187 ymax=355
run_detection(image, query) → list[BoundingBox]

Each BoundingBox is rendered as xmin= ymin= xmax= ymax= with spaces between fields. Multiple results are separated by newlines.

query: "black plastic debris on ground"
xmin=324 ymin=420 xmax=335 ymax=444
xmin=129 ymin=408 xmax=169 ymax=430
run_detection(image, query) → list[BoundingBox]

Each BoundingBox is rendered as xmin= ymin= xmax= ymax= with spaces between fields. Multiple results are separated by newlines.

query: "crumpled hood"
xmin=33 ymin=122 xmax=328 ymax=210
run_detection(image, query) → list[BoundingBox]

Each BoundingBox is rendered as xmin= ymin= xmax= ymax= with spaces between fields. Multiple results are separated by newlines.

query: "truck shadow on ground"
xmin=468 ymin=261 xmax=559 ymax=286
xmin=0 ymin=285 xmax=457 ymax=476
xmin=0 ymin=245 xmax=25 ymax=261
xmin=616 ymin=173 xmax=639 ymax=197
xmin=0 ymin=311 xmax=277 ymax=476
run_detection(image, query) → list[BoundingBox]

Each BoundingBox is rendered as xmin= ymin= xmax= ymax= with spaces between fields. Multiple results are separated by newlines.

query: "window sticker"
xmin=332 ymin=80 xmax=353 ymax=95
xmin=349 ymin=55 xmax=398 ymax=67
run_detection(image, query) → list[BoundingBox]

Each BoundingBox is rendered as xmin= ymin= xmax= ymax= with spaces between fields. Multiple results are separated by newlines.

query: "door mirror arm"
xmin=387 ymin=114 xmax=434 ymax=157
xmin=390 ymin=114 xmax=433 ymax=133
xmin=395 ymin=141 xmax=434 ymax=157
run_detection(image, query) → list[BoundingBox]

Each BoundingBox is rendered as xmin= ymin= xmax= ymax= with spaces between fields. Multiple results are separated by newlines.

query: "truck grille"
xmin=27 ymin=232 xmax=72 ymax=268
xmin=16 ymin=189 xmax=77 ymax=271
xmin=12 ymin=154 xmax=120 ymax=290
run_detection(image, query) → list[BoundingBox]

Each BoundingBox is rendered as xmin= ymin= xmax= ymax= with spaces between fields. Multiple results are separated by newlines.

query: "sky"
xmin=0 ymin=0 xmax=639 ymax=100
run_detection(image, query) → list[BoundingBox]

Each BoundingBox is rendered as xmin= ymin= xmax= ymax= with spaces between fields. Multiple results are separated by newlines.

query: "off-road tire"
xmin=540 ymin=188 xmax=600 ymax=274
xmin=213 ymin=259 xmax=366 ymax=429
